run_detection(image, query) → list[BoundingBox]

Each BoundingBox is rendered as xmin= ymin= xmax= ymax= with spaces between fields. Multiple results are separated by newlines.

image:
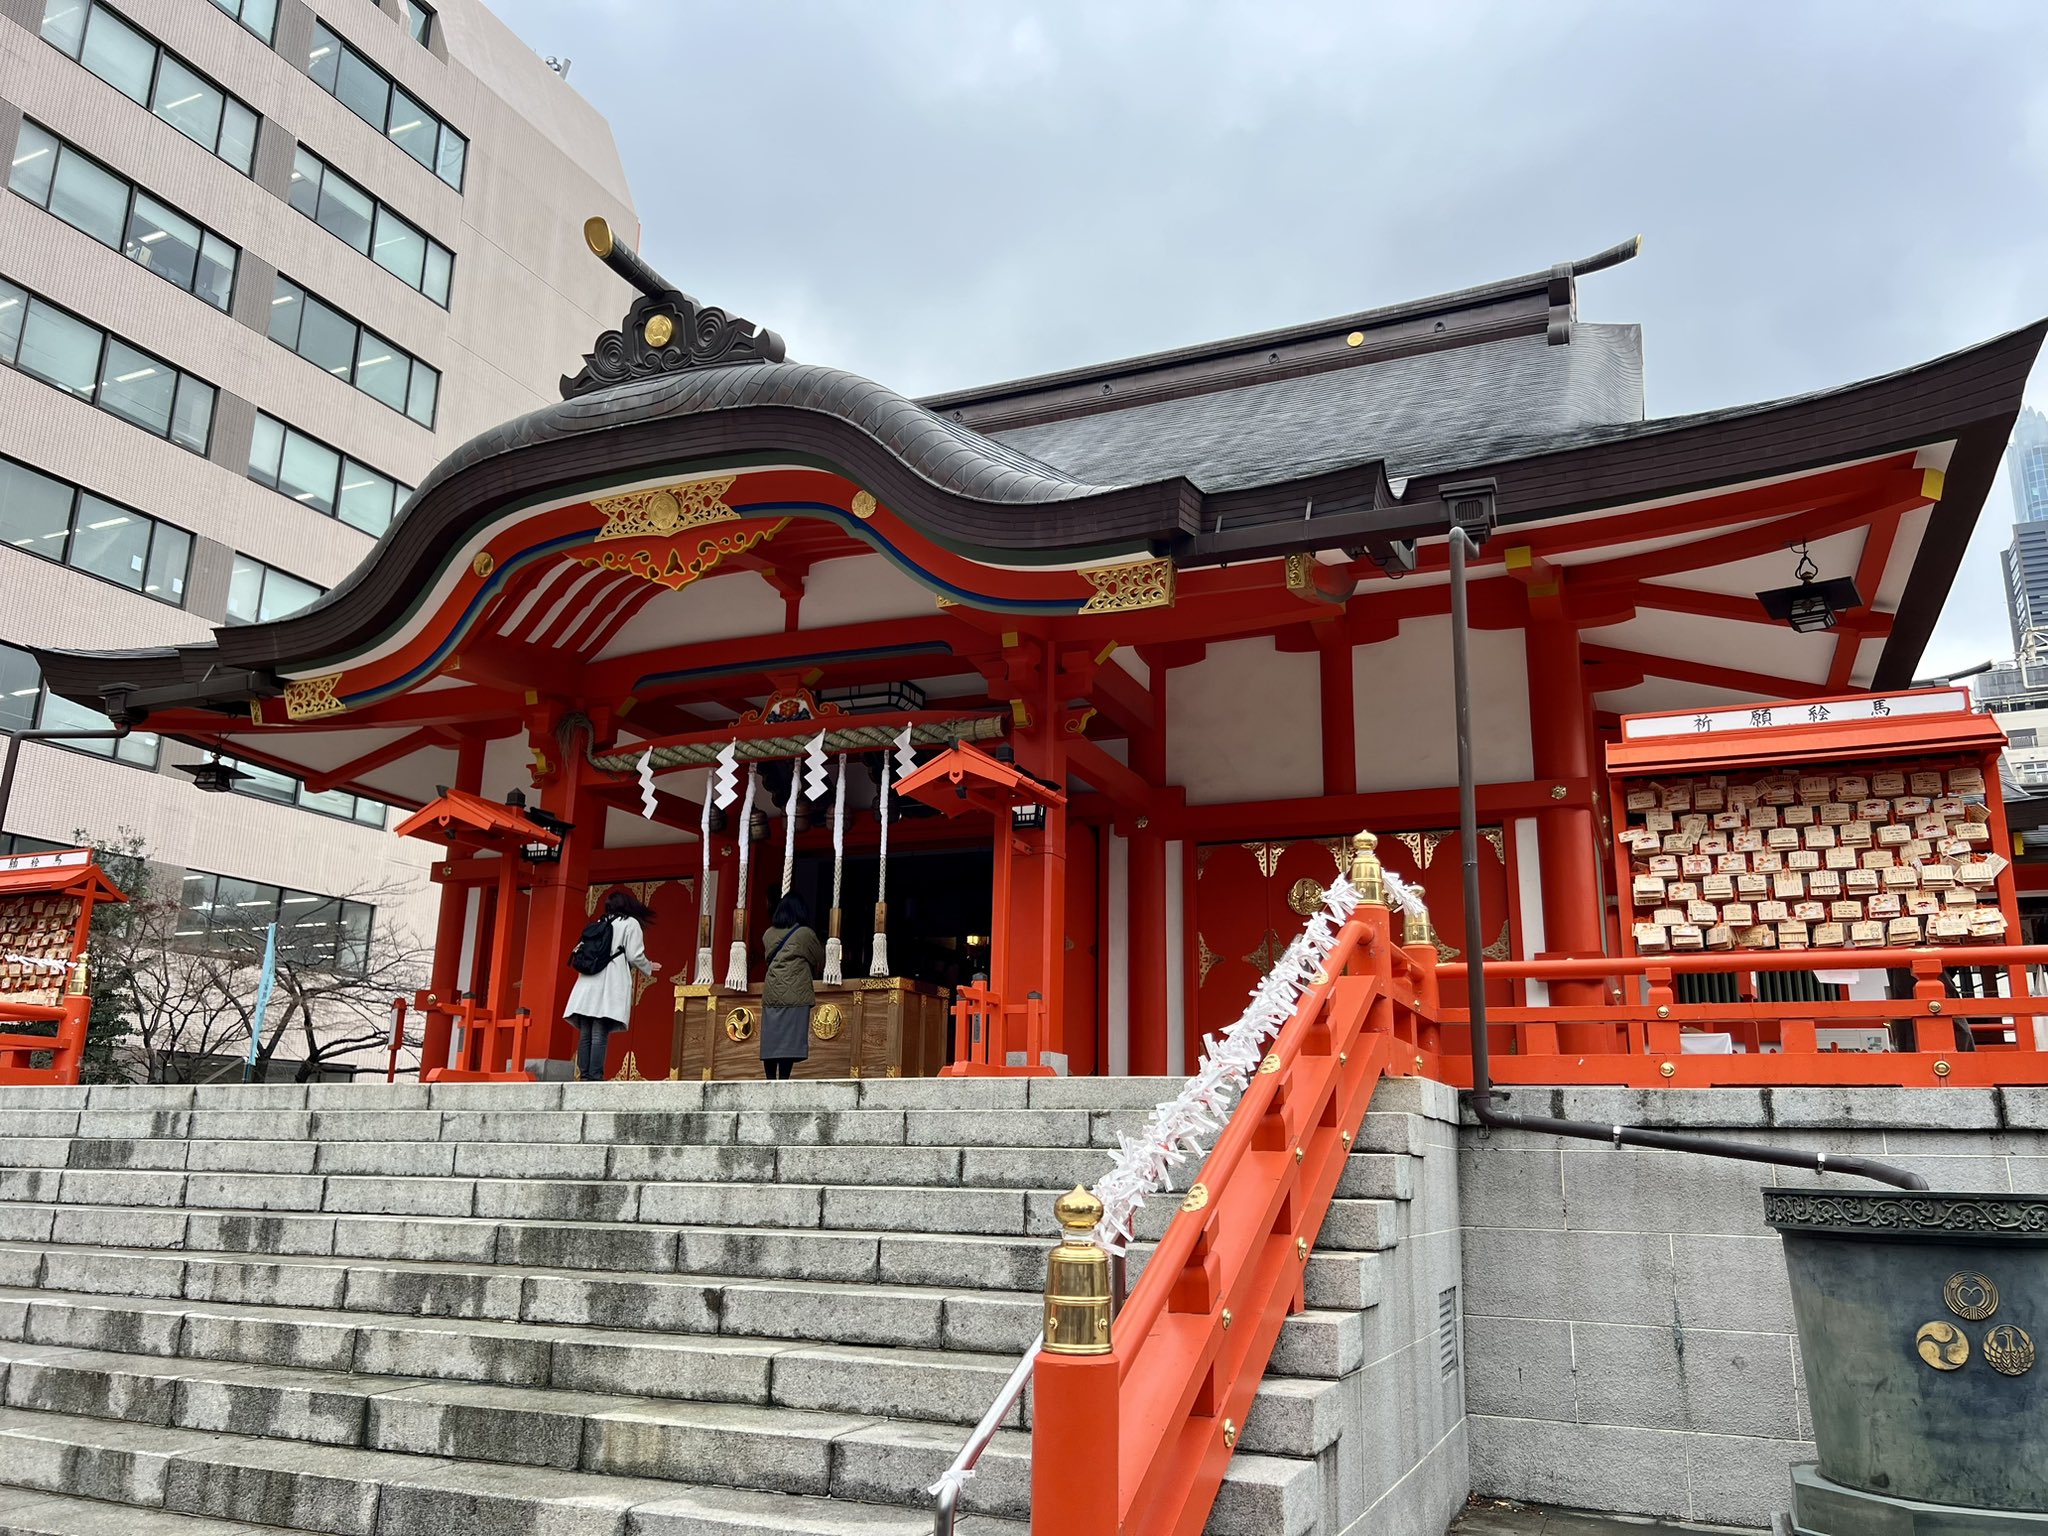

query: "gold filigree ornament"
xmin=811 ymin=1003 xmax=842 ymax=1041
xmin=723 ymin=1006 xmax=755 ymax=1043
xmin=578 ymin=520 xmax=788 ymax=593
xmin=1287 ymin=878 xmax=1326 ymax=918
xmin=1985 ymin=1324 xmax=2036 ymax=1377
xmin=592 ymin=477 xmax=738 ymax=540
xmin=1077 ymin=557 xmax=1176 ymax=614
xmin=1915 ymin=1320 xmax=1970 ymax=1371
xmin=282 ymin=673 xmax=346 ymax=721
xmin=1946 ymin=1271 xmax=2000 ymax=1321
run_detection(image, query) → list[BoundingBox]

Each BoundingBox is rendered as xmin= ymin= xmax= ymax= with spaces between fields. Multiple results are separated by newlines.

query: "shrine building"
xmin=29 ymin=226 xmax=2046 ymax=1082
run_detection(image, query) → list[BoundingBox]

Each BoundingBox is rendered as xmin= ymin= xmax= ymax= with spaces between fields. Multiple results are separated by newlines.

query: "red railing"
xmin=1433 ymin=945 xmax=2048 ymax=1087
xmin=1031 ymin=852 xmax=1431 ymax=1535
xmin=941 ymin=982 xmax=1055 ymax=1077
xmin=0 ymin=990 xmax=92 ymax=1085
xmin=411 ymin=992 xmax=536 ymax=1083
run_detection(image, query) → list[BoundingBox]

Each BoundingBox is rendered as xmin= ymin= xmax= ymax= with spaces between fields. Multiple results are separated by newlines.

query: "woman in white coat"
xmin=565 ymin=889 xmax=660 ymax=1081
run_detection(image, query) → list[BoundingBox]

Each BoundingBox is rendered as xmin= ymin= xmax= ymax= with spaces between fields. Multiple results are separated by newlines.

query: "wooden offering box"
xmin=670 ymin=978 xmax=950 ymax=1079
xmin=1606 ymin=690 xmax=2014 ymax=958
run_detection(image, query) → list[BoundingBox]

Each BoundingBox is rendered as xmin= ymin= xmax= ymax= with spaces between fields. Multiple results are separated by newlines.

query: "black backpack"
xmin=569 ymin=916 xmax=620 ymax=975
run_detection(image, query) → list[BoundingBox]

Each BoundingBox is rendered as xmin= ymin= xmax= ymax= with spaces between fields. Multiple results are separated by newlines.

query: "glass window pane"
xmin=39 ymin=0 xmax=87 ymax=58
xmin=277 ymin=430 xmax=338 ymax=513
xmin=169 ymin=373 xmax=213 ymax=453
xmin=214 ymin=877 xmax=281 ymax=933
xmin=233 ymin=757 xmax=295 ymax=803
xmin=406 ymin=361 xmax=438 ymax=427
xmin=371 ymin=208 xmax=425 ymax=288
xmin=298 ymin=784 xmax=353 ymax=818
xmin=297 ymin=295 xmax=356 ymax=377
xmin=151 ymin=56 xmax=225 ymax=154
xmin=307 ymin=22 xmax=340 ymax=93
xmin=406 ymin=2 xmax=431 ymax=44
xmin=387 ymin=89 xmax=435 ymax=169
xmin=196 ymin=232 xmax=236 ymax=311
xmin=0 ymin=280 xmax=24 ymax=366
xmin=48 ymin=148 xmax=128 ymax=248
xmin=218 ymin=98 xmax=257 ymax=175
xmin=10 ymin=121 xmax=59 ymax=207
xmin=80 ymin=5 xmax=154 ymax=104
xmin=267 ymin=278 xmax=303 ymax=348
xmin=114 ymin=729 xmax=158 ymax=768
xmin=97 ymin=339 xmax=175 ymax=436
xmin=175 ymin=871 xmax=215 ymax=938
xmin=0 ymin=459 xmax=73 ymax=563
xmin=335 ymin=47 xmax=389 ymax=130
xmin=353 ymin=330 xmax=407 ymax=410
xmin=17 ymin=301 xmax=102 ymax=398
xmin=247 ymin=413 xmax=284 ymax=488
xmin=315 ymin=171 xmax=373 ymax=254
xmin=354 ymin=798 xmax=386 ymax=827
xmin=435 ymin=126 xmax=466 ymax=189
xmin=337 ymin=461 xmax=395 ymax=536
xmin=39 ymin=688 xmax=116 ymax=754
xmin=226 ymin=554 xmax=263 ymax=624
xmin=144 ymin=520 xmax=188 ymax=603
xmin=242 ymin=0 xmax=277 ymax=44
xmin=339 ymin=901 xmax=372 ymax=972
xmin=286 ymin=148 xmax=321 ymax=218
xmin=69 ymin=494 xmax=149 ymax=589
xmin=125 ymin=192 xmax=201 ymax=292
xmin=421 ymin=241 xmax=451 ymax=307
xmin=0 ymin=645 xmax=39 ymax=735
xmin=258 ymin=568 xmax=320 ymax=621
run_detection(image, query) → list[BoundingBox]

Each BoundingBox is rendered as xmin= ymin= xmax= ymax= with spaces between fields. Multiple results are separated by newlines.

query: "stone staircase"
xmin=0 ymin=1075 xmax=1434 ymax=1536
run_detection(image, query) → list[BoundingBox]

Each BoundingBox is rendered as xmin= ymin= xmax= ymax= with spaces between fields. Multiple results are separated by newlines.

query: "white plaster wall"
xmin=1166 ymin=636 xmax=1320 ymax=804
xmin=798 ymin=554 xmax=937 ymax=630
xmin=1355 ymin=617 xmax=1533 ymax=792
xmin=595 ymin=571 xmax=783 ymax=659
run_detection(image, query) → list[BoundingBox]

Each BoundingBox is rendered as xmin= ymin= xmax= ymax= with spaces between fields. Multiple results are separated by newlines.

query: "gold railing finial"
xmin=1044 ymin=1186 xmax=1112 ymax=1355
xmin=1351 ymin=829 xmax=1385 ymax=906
xmin=1403 ymin=885 xmax=1433 ymax=947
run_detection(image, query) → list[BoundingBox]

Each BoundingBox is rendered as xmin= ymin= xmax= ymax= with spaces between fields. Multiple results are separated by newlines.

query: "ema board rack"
xmin=1604 ymin=690 xmax=2015 ymax=957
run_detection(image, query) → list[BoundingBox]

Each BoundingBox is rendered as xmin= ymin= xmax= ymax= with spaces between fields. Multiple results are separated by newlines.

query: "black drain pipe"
xmin=1445 ymin=523 xmax=1926 ymax=1191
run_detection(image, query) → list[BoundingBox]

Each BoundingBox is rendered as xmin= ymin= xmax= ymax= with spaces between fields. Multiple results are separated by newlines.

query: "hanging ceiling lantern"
xmin=1756 ymin=542 xmax=1862 ymax=634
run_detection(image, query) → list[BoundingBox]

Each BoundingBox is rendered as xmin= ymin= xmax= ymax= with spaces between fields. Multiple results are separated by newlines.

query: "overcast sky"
xmin=492 ymin=0 xmax=2048 ymax=678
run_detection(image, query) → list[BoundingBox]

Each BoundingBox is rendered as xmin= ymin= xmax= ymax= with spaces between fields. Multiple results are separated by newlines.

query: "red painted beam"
xmin=1579 ymin=643 xmax=1828 ymax=700
xmin=301 ymin=727 xmax=448 ymax=794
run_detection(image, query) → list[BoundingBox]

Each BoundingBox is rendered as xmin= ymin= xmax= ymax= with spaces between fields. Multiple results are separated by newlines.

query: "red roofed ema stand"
xmin=0 ymin=848 xmax=126 ymax=1085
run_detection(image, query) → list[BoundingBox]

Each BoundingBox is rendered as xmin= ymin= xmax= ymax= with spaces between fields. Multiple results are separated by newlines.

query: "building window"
xmin=177 ymin=869 xmax=375 ymax=972
xmin=218 ymin=754 xmax=388 ymax=826
xmin=286 ymin=147 xmax=452 ymax=306
xmin=226 ymin=553 xmax=323 ymax=624
xmin=0 ymin=641 xmax=161 ymax=767
xmin=267 ymin=276 xmax=438 ymax=426
xmin=2011 ymin=728 xmax=2039 ymax=749
xmin=0 ymin=454 xmax=191 ymax=605
xmin=206 ymin=0 xmax=276 ymax=44
xmin=0 ymin=278 xmax=216 ymax=454
xmin=10 ymin=122 xmax=238 ymax=312
xmin=0 ymin=832 xmax=73 ymax=856
xmin=247 ymin=413 xmax=411 ymax=537
xmin=406 ymin=1 xmax=433 ymax=45
xmin=305 ymin=21 xmax=466 ymax=190
xmin=39 ymin=1 xmax=260 ymax=175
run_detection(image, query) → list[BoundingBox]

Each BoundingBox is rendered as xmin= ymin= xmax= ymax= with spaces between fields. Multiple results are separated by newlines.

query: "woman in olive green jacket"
xmin=759 ymin=893 xmax=826 ymax=1079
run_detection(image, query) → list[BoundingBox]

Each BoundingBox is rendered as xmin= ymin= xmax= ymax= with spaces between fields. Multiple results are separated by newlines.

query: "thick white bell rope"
xmin=725 ymin=765 xmax=758 ymax=991
xmin=780 ymin=776 xmax=799 ymax=898
xmin=869 ymin=742 xmax=895 ymax=978
xmin=692 ymin=778 xmax=715 ymax=985
xmin=822 ymin=751 xmax=848 ymax=985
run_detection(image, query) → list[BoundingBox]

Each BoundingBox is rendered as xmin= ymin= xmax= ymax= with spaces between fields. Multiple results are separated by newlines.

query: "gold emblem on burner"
xmin=1985 ymin=1324 xmax=2037 ymax=1377
xmin=1915 ymin=1320 xmax=1970 ymax=1371
xmin=810 ymin=1003 xmax=842 ymax=1041
xmin=722 ymin=1005 xmax=755 ymax=1043
xmin=1945 ymin=1271 xmax=2000 ymax=1321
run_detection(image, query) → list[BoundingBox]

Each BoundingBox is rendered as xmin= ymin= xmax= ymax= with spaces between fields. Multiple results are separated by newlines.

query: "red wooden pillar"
xmin=1126 ymin=668 xmax=1169 ymax=1076
xmin=427 ymin=735 xmax=485 ymax=1013
xmin=516 ymin=719 xmax=603 ymax=1066
xmin=1317 ymin=626 xmax=1356 ymax=798
xmin=1525 ymin=614 xmax=1608 ymax=1022
xmin=1002 ymin=645 xmax=1069 ymax=1055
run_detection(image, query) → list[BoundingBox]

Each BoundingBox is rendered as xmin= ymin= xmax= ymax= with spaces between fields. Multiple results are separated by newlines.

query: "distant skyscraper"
xmin=2006 ymin=408 xmax=2048 ymax=652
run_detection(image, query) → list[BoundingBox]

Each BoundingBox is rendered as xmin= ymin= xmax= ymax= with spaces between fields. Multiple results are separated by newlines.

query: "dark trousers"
xmin=575 ymin=1018 xmax=621 ymax=1081
xmin=763 ymin=1058 xmax=795 ymax=1080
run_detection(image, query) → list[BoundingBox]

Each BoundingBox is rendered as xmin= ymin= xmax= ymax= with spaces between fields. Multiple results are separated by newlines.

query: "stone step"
xmin=0 ymin=1240 xmax=1366 ymax=1375
xmin=0 ymin=1405 xmax=1038 ymax=1535
xmin=0 ymin=1485 xmax=298 ymax=1534
xmin=0 ymin=1338 xmax=1339 ymax=1511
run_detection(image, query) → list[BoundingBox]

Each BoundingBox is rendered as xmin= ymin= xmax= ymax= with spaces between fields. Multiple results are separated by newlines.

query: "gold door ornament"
xmin=811 ymin=1003 xmax=843 ymax=1041
xmin=723 ymin=1006 xmax=755 ymax=1043
xmin=1945 ymin=1271 xmax=2000 ymax=1321
xmin=1985 ymin=1324 xmax=2036 ymax=1377
xmin=1287 ymin=878 xmax=1325 ymax=917
xmin=1915 ymin=1320 xmax=1970 ymax=1370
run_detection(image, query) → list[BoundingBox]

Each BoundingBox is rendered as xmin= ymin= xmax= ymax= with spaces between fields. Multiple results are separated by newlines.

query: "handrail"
xmin=929 ymin=1334 xmax=1041 ymax=1534
xmin=1442 ymin=944 xmax=2048 ymax=980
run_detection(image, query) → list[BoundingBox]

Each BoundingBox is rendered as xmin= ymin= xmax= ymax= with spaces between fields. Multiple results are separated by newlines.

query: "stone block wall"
xmin=1456 ymin=1085 xmax=2048 ymax=1529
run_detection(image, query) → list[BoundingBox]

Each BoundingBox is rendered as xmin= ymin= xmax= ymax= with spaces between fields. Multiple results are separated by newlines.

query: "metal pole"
xmin=1447 ymin=525 xmax=1925 ymax=1191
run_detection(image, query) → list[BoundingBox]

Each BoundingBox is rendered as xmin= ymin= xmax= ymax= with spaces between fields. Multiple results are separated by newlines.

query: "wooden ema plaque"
xmin=0 ymin=890 xmax=82 ymax=1008
xmin=670 ymin=979 xmax=949 ymax=1079
xmin=1605 ymin=690 xmax=2016 ymax=957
